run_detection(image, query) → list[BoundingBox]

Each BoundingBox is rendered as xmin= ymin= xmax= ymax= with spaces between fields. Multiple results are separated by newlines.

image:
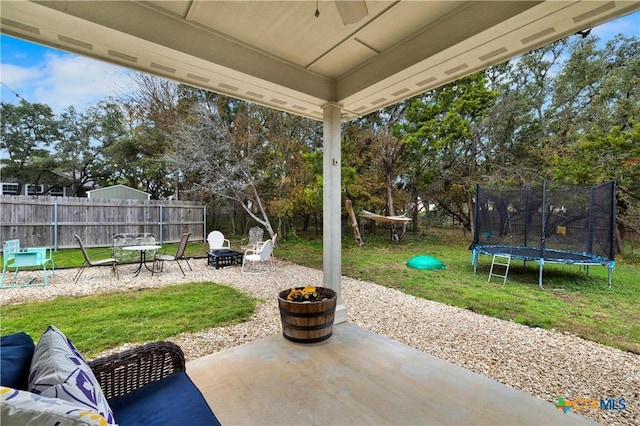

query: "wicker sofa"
xmin=1 ymin=329 xmax=221 ymax=425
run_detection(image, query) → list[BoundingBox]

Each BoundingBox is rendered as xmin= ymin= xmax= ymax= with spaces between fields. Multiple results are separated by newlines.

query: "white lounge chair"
xmin=207 ymin=231 xmax=231 ymax=252
xmin=255 ymin=233 xmax=277 ymax=265
xmin=241 ymin=240 xmax=273 ymax=274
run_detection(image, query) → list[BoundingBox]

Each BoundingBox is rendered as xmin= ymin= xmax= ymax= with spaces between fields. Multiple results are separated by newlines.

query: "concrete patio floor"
xmin=187 ymin=322 xmax=595 ymax=425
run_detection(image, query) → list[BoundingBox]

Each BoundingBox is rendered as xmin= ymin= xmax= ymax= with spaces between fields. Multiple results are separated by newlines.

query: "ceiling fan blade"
xmin=335 ymin=0 xmax=368 ymax=25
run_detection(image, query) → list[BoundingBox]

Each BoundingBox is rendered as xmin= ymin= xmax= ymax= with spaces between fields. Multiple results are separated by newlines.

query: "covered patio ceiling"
xmin=2 ymin=1 xmax=639 ymax=122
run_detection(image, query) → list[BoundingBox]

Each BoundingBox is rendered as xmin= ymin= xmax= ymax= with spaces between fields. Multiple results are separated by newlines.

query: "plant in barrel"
xmin=278 ymin=286 xmax=337 ymax=343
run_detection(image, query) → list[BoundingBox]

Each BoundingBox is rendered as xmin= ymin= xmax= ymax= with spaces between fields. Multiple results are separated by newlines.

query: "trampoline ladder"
xmin=488 ymin=254 xmax=511 ymax=285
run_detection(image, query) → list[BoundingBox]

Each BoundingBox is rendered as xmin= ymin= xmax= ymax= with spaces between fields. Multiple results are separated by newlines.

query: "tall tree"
xmin=481 ymin=40 xmax=567 ymax=185
xmin=345 ymin=104 xmax=409 ymax=240
xmin=548 ymin=34 xmax=640 ymax=246
xmin=550 ymin=35 xmax=639 ymax=136
xmin=0 ymin=101 xmax=58 ymax=194
xmin=115 ymin=74 xmax=196 ymax=199
xmin=170 ymin=95 xmax=280 ymax=238
xmin=257 ymin=107 xmax=322 ymax=237
xmin=341 ymin=119 xmax=386 ymax=212
xmin=54 ymin=103 xmax=127 ymax=196
xmin=403 ymin=72 xmax=497 ymax=231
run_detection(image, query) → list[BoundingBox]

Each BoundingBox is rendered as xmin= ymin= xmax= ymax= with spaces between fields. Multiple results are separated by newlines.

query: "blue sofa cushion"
xmin=108 ymin=372 xmax=221 ymax=426
xmin=0 ymin=332 xmax=35 ymax=390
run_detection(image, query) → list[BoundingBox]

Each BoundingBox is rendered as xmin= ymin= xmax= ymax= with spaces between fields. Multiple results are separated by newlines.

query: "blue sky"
xmin=0 ymin=38 xmax=138 ymax=114
xmin=1 ymin=10 xmax=638 ymax=115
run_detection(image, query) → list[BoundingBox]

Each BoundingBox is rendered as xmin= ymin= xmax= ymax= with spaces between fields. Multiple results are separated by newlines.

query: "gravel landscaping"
xmin=1 ymin=258 xmax=638 ymax=425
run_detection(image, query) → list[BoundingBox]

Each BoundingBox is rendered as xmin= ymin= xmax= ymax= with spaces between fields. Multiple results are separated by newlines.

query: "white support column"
xmin=322 ymin=102 xmax=346 ymax=324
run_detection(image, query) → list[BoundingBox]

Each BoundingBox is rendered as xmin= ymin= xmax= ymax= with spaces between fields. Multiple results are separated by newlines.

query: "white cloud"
xmin=2 ymin=62 xmax=45 ymax=86
xmin=1 ymin=51 xmax=138 ymax=114
xmin=1 ymin=62 xmax=44 ymax=103
xmin=591 ymin=12 xmax=640 ymax=40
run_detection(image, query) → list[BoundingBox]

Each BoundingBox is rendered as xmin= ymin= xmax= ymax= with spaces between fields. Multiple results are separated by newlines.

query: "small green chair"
xmin=1 ymin=240 xmax=52 ymax=287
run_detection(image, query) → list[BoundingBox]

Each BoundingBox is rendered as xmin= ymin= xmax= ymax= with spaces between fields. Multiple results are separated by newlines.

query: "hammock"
xmin=359 ymin=209 xmax=411 ymax=224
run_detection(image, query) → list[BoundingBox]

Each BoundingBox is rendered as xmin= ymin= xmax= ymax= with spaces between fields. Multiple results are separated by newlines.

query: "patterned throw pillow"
xmin=28 ymin=325 xmax=116 ymax=425
xmin=0 ymin=386 xmax=109 ymax=426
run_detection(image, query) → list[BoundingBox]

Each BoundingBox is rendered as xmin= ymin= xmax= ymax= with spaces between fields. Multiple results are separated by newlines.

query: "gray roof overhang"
xmin=2 ymin=1 xmax=639 ymax=121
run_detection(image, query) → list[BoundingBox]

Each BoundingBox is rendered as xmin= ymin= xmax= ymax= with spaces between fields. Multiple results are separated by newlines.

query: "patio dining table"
xmin=122 ymin=245 xmax=162 ymax=277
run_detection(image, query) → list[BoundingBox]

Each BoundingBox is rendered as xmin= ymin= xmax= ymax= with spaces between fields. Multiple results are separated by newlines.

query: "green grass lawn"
xmin=2 ymin=228 xmax=638 ymax=355
xmin=0 ymin=282 xmax=255 ymax=358
xmin=277 ymin=228 xmax=640 ymax=354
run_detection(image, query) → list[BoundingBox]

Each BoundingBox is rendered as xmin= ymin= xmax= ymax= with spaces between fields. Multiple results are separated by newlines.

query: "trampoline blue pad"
xmin=407 ymin=255 xmax=445 ymax=270
xmin=472 ymin=245 xmax=611 ymax=265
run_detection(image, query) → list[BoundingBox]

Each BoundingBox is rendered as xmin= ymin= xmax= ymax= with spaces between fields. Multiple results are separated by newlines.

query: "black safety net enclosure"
xmin=470 ymin=181 xmax=616 ymax=289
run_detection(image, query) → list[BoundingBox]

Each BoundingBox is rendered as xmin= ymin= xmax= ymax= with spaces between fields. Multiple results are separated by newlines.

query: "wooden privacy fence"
xmin=0 ymin=195 xmax=206 ymax=250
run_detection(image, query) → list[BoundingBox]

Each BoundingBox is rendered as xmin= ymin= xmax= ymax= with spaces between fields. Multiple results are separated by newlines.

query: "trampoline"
xmin=470 ymin=181 xmax=616 ymax=289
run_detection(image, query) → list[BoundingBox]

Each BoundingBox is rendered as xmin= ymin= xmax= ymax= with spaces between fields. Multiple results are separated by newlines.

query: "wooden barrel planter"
xmin=278 ymin=287 xmax=337 ymax=343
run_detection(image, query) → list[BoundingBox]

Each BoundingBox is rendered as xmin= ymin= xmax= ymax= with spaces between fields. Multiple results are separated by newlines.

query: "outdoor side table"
xmin=208 ymin=250 xmax=243 ymax=269
xmin=122 ymin=245 xmax=162 ymax=277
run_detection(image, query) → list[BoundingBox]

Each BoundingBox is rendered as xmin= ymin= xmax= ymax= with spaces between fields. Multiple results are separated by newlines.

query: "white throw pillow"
xmin=0 ymin=386 xmax=109 ymax=426
xmin=28 ymin=325 xmax=116 ymax=425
